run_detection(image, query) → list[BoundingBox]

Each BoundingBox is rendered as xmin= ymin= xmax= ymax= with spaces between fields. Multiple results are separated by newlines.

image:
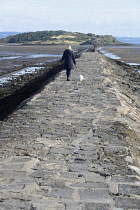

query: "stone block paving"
xmin=0 ymin=52 xmax=140 ymax=209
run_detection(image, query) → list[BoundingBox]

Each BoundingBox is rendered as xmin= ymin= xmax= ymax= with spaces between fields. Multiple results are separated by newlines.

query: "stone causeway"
xmin=0 ymin=51 xmax=140 ymax=209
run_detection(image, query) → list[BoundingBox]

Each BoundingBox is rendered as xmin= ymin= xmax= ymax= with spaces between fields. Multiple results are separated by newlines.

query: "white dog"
xmin=79 ymin=75 xmax=84 ymax=81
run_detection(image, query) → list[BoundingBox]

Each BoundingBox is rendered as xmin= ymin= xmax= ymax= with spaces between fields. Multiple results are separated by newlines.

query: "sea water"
xmin=115 ymin=37 xmax=140 ymax=45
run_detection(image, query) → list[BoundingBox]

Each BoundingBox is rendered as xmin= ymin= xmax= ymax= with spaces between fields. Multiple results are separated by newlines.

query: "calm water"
xmin=115 ymin=37 xmax=140 ymax=45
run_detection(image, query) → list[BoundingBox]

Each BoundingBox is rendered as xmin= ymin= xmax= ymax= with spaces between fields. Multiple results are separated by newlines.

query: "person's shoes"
xmin=67 ymin=77 xmax=70 ymax=81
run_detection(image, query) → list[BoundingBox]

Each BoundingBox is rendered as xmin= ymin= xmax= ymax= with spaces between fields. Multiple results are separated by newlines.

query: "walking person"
xmin=60 ymin=45 xmax=76 ymax=81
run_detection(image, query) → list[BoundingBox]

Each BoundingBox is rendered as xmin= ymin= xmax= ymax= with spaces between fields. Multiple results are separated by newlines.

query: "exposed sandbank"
xmin=101 ymin=46 xmax=140 ymax=65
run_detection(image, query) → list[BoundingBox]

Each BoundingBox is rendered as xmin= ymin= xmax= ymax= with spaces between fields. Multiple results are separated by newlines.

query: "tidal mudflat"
xmin=0 ymin=44 xmax=80 ymax=76
xmin=99 ymin=46 xmax=140 ymax=65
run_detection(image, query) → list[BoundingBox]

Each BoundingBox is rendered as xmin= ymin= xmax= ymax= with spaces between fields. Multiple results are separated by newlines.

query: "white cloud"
xmin=0 ymin=0 xmax=140 ymax=36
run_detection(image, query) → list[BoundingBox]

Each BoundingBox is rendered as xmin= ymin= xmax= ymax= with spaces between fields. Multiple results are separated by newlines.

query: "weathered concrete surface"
xmin=0 ymin=51 xmax=140 ymax=209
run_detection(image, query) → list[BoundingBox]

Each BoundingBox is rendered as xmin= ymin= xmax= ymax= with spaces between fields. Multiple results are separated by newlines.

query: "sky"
xmin=0 ymin=0 xmax=140 ymax=37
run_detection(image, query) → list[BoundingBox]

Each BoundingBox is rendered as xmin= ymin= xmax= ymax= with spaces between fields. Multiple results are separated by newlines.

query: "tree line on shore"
xmin=0 ymin=30 xmax=122 ymax=45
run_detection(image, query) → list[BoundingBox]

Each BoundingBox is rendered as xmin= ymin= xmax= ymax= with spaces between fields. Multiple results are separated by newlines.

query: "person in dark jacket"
xmin=60 ymin=45 xmax=76 ymax=81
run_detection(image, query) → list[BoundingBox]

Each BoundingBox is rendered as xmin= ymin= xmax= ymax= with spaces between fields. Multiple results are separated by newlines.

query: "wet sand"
xmin=100 ymin=46 xmax=140 ymax=65
xmin=0 ymin=44 xmax=68 ymax=54
xmin=0 ymin=44 xmax=80 ymax=76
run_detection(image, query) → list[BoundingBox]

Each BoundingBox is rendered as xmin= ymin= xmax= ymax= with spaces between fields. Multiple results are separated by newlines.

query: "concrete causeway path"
xmin=0 ymin=51 xmax=140 ymax=209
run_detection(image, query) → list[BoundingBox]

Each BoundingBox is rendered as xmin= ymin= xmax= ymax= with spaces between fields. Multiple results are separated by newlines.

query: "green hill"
xmin=0 ymin=30 xmax=122 ymax=45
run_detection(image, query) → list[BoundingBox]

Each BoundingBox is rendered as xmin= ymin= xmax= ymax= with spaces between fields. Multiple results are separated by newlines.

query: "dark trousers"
xmin=66 ymin=69 xmax=71 ymax=78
